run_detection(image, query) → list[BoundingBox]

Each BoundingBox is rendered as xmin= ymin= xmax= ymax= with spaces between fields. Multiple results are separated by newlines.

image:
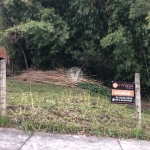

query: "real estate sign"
xmin=111 ymin=81 xmax=135 ymax=103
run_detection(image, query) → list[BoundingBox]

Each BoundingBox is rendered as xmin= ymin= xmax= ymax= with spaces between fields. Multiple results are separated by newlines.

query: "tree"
xmin=101 ymin=0 xmax=150 ymax=84
xmin=1 ymin=0 xmax=150 ymax=87
xmin=64 ymin=0 xmax=113 ymax=79
xmin=0 ymin=0 xmax=69 ymax=70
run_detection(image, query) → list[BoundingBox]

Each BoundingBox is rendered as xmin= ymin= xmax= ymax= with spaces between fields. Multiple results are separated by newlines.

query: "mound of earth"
xmin=7 ymin=69 xmax=89 ymax=87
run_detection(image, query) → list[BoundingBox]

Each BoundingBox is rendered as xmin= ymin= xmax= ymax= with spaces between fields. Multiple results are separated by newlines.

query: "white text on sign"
xmin=112 ymin=89 xmax=134 ymax=97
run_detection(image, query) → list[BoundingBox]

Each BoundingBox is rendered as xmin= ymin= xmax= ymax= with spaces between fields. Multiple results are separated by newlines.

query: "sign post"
xmin=111 ymin=81 xmax=135 ymax=104
xmin=111 ymin=75 xmax=141 ymax=128
xmin=135 ymin=73 xmax=141 ymax=128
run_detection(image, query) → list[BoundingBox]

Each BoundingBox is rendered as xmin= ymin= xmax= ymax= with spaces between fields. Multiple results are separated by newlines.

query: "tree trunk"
xmin=16 ymin=41 xmax=28 ymax=70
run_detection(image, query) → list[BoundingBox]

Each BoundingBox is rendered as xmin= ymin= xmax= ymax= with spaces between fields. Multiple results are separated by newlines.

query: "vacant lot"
xmin=2 ymin=71 xmax=150 ymax=140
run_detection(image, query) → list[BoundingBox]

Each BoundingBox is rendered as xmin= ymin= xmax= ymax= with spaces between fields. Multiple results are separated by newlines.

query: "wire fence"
xmin=7 ymin=68 xmax=150 ymax=107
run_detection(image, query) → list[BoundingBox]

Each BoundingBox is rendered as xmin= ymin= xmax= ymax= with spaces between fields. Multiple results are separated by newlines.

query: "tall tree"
xmin=101 ymin=0 xmax=150 ymax=84
xmin=65 ymin=0 xmax=113 ymax=79
xmin=0 ymin=0 xmax=69 ymax=69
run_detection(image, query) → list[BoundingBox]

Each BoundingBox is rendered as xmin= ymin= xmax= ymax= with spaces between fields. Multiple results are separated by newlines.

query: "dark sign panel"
xmin=111 ymin=81 xmax=135 ymax=103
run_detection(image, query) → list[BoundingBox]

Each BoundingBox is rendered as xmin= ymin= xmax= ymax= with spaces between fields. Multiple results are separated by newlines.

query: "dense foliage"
xmin=0 ymin=0 xmax=69 ymax=69
xmin=1 ymin=0 xmax=150 ymax=85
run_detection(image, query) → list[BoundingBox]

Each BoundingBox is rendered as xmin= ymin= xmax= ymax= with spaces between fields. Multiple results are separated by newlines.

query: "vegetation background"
xmin=1 ymin=0 xmax=150 ymax=98
xmin=0 ymin=0 xmax=150 ymax=139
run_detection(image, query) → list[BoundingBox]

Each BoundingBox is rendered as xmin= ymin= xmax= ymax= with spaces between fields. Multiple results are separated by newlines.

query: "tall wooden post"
xmin=1 ymin=59 xmax=6 ymax=116
xmin=135 ymin=73 xmax=141 ymax=128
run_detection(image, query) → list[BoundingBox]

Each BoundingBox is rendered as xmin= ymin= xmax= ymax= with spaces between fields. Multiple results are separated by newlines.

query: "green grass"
xmin=0 ymin=115 xmax=11 ymax=127
xmin=5 ymin=80 xmax=150 ymax=140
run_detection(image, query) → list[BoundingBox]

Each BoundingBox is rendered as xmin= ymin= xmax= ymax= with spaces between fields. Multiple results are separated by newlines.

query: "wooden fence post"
xmin=135 ymin=73 xmax=141 ymax=128
xmin=1 ymin=59 xmax=6 ymax=116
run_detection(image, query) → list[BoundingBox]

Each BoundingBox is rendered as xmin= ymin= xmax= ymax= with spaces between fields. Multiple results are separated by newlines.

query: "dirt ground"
xmin=7 ymin=68 xmax=90 ymax=87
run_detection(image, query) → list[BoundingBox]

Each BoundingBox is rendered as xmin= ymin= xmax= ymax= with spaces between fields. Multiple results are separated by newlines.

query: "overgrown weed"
xmin=6 ymin=81 xmax=150 ymax=140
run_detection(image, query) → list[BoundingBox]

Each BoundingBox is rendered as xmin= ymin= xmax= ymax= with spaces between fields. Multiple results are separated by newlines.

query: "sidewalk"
xmin=0 ymin=128 xmax=150 ymax=150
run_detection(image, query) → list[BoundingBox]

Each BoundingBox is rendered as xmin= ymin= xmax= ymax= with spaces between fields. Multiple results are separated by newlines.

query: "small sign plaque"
xmin=111 ymin=81 xmax=135 ymax=103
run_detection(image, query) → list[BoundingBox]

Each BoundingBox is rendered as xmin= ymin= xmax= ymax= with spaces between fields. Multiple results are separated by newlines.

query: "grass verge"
xmin=5 ymin=80 xmax=150 ymax=140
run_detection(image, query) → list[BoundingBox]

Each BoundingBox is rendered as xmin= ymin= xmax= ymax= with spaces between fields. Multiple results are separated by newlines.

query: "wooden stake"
xmin=135 ymin=73 xmax=141 ymax=128
xmin=1 ymin=59 xmax=6 ymax=116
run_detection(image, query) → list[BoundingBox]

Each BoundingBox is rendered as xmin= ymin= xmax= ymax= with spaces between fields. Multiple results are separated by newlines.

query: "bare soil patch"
xmin=7 ymin=69 xmax=88 ymax=87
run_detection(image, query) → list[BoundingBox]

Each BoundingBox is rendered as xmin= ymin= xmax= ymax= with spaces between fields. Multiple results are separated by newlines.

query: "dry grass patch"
xmin=4 ymin=80 xmax=150 ymax=140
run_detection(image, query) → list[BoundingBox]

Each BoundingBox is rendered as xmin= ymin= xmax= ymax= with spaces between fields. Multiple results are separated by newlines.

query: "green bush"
xmin=77 ymin=82 xmax=111 ymax=97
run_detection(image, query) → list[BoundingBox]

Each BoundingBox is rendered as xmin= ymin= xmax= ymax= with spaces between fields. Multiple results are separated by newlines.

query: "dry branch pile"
xmin=8 ymin=69 xmax=99 ymax=87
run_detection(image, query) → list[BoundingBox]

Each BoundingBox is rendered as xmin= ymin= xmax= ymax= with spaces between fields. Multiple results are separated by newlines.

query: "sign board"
xmin=0 ymin=46 xmax=6 ymax=59
xmin=111 ymin=81 xmax=135 ymax=103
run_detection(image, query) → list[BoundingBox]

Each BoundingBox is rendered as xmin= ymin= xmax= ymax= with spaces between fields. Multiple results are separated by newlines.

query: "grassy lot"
xmin=2 ymin=80 xmax=150 ymax=140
